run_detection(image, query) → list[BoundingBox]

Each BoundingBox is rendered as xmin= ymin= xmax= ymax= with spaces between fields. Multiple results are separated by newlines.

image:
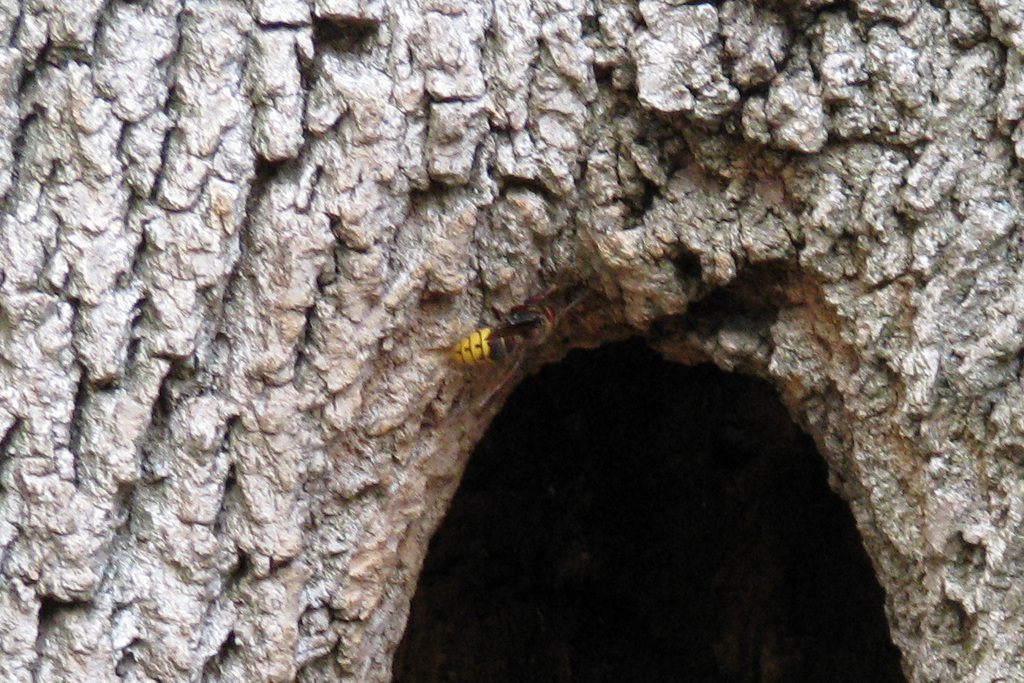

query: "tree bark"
xmin=1 ymin=0 xmax=1021 ymax=681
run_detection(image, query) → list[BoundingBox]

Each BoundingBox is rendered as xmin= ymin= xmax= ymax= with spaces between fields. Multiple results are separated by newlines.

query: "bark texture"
xmin=0 ymin=0 xmax=1022 ymax=681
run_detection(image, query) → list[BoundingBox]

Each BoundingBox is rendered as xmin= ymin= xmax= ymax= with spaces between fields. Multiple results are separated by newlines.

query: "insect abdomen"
xmin=450 ymin=328 xmax=516 ymax=364
xmin=451 ymin=328 xmax=493 ymax=364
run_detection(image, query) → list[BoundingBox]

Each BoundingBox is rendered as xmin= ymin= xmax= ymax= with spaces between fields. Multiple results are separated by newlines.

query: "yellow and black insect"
xmin=449 ymin=286 xmax=581 ymax=407
xmin=449 ymin=288 xmax=557 ymax=365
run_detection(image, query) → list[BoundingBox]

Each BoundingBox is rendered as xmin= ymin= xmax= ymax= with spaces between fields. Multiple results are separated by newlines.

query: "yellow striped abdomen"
xmin=450 ymin=328 xmax=493 ymax=365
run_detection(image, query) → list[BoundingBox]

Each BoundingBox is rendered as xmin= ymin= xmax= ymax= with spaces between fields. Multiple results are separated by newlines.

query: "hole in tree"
xmin=394 ymin=339 xmax=906 ymax=682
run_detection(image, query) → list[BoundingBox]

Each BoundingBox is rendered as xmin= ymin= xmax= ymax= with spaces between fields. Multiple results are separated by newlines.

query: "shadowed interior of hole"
xmin=393 ymin=338 xmax=906 ymax=683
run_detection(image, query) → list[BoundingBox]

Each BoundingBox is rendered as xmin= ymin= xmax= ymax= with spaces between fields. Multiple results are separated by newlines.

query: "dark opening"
xmin=394 ymin=339 xmax=905 ymax=682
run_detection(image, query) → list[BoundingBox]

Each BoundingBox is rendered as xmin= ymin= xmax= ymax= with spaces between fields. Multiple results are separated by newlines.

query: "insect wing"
xmin=485 ymin=325 xmax=525 ymax=362
xmin=476 ymin=346 xmax=527 ymax=409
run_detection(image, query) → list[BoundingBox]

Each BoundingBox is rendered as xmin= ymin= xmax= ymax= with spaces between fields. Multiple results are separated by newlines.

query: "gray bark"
xmin=0 ymin=0 xmax=1021 ymax=681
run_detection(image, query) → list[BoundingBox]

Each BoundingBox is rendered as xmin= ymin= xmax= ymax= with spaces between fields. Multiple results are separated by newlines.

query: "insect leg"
xmin=511 ymin=285 xmax=558 ymax=312
xmin=553 ymin=288 xmax=590 ymax=326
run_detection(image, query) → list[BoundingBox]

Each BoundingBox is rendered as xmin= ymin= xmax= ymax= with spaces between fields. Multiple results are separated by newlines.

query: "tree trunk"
xmin=1 ymin=0 xmax=1021 ymax=681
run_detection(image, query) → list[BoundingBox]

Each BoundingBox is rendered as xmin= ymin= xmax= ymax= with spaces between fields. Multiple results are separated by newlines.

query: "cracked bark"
xmin=1 ymin=0 xmax=1022 ymax=681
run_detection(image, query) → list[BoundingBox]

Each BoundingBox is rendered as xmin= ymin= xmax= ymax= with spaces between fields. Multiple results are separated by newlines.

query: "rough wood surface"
xmin=1 ymin=0 xmax=1023 ymax=681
